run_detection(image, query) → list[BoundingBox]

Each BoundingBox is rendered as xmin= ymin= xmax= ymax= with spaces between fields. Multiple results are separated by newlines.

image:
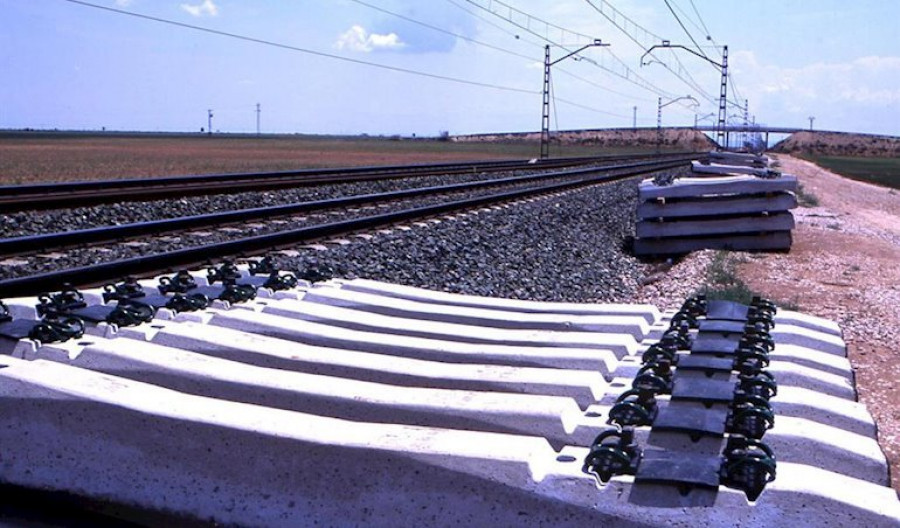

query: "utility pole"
xmin=657 ymin=95 xmax=698 ymax=153
xmin=656 ymin=98 xmax=662 ymax=153
xmin=641 ymin=42 xmax=728 ymax=149
xmin=717 ymin=46 xmax=728 ymax=149
xmin=256 ymin=103 xmax=261 ymax=135
xmin=808 ymin=116 xmax=815 ymax=131
xmin=540 ymin=40 xmax=608 ymax=159
xmin=633 ymin=106 xmax=637 ymax=129
xmin=207 ymin=109 xmax=213 ymax=135
xmin=541 ymin=45 xmax=551 ymax=160
xmin=742 ymin=99 xmax=749 ymax=150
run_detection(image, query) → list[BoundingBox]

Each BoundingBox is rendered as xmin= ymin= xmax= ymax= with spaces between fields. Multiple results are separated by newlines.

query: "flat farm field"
xmin=802 ymin=154 xmax=900 ymax=190
xmin=0 ymin=133 xmax=658 ymax=185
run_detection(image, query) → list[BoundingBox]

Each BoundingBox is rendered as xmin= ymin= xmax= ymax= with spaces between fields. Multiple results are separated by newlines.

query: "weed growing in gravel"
xmin=796 ymin=184 xmax=820 ymax=207
xmin=696 ymin=250 xmax=800 ymax=310
xmin=695 ymin=251 xmax=758 ymax=305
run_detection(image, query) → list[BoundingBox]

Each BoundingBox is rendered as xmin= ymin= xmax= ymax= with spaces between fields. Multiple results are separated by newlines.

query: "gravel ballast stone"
xmin=276 ymin=178 xmax=647 ymax=303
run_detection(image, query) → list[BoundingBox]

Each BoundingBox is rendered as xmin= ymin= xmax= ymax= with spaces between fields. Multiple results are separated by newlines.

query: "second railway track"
xmin=0 ymin=155 xmax=693 ymax=297
xmin=0 ymin=152 xmax=686 ymax=212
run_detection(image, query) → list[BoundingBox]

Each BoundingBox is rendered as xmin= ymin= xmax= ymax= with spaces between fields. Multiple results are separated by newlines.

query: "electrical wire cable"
xmin=60 ymin=0 xmax=536 ymax=95
xmin=583 ymin=0 xmax=718 ymax=105
xmin=349 ymin=0 xmax=535 ymax=62
xmin=463 ymin=0 xmax=680 ymax=101
xmin=442 ymin=0 xmax=545 ymax=48
xmin=662 ymin=0 xmax=709 ymax=61
xmin=63 ymin=0 xmax=689 ymax=129
xmin=688 ymin=0 xmax=715 ymax=44
xmin=359 ymin=0 xmax=653 ymax=102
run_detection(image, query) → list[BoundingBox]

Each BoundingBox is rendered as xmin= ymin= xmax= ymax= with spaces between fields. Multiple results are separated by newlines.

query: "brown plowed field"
xmin=0 ymin=134 xmax=656 ymax=184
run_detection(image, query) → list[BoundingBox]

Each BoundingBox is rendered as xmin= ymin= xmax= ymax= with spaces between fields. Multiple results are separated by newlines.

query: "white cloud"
xmin=335 ymin=25 xmax=405 ymax=53
xmin=735 ymin=52 xmax=900 ymax=106
xmin=725 ymin=50 xmax=900 ymax=133
xmin=114 ymin=0 xmax=133 ymax=6
xmin=180 ymin=0 xmax=218 ymax=17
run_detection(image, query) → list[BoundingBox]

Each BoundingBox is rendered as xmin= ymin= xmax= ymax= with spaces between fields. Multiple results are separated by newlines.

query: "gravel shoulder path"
xmin=631 ymin=155 xmax=900 ymax=491
xmin=739 ymin=155 xmax=900 ymax=491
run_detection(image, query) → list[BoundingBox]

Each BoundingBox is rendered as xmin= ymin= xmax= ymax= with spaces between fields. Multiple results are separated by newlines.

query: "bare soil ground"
xmin=637 ymin=155 xmax=900 ymax=491
xmin=739 ymin=155 xmax=900 ymax=490
xmin=773 ymin=130 xmax=900 ymax=157
xmin=455 ymin=127 xmax=716 ymax=151
xmin=0 ymin=135 xmax=537 ymax=184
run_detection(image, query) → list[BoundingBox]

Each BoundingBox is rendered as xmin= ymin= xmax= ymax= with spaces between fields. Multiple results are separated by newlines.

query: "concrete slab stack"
xmin=0 ymin=276 xmax=897 ymax=527
xmin=634 ymin=152 xmax=798 ymax=255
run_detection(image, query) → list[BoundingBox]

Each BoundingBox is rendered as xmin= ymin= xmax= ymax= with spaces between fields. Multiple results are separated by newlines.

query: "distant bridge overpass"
xmin=690 ymin=125 xmax=807 ymax=135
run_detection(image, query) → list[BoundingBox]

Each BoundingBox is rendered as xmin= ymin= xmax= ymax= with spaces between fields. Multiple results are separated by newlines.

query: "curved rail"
xmin=0 ymin=158 xmax=690 ymax=298
xmin=0 ymin=152 xmax=692 ymax=212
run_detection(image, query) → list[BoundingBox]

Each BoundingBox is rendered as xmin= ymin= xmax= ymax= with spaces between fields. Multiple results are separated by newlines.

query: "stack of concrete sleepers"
xmin=634 ymin=152 xmax=797 ymax=255
xmin=0 ymin=273 xmax=898 ymax=527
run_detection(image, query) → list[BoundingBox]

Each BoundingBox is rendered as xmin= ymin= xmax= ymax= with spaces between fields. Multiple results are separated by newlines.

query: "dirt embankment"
xmin=453 ymin=128 xmax=716 ymax=152
xmin=773 ymin=131 xmax=900 ymax=157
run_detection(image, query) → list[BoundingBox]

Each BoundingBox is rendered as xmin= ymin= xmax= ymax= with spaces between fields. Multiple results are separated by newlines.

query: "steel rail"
xmin=0 ymin=158 xmax=689 ymax=298
xmin=0 ymin=155 xmax=695 ymax=258
xmin=0 ymin=153 xmax=689 ymax=212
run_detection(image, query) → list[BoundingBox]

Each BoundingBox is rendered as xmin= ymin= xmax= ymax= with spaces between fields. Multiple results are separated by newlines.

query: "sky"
xmin=1 ymin=0 xmax=898 ymax=137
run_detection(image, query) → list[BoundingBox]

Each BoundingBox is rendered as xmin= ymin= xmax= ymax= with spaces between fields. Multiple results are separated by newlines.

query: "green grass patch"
xmin=695 ymin=251 xmax=757 ymax=304
xmin=803 ymin=155 xmax=900 ymax=190
xmin=695 ymin=251 xmax=800 ymax=310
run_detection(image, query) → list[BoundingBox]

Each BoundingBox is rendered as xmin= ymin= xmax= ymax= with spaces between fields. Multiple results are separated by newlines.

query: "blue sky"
xmin=1 ymin=0 xmax=898 ymax=137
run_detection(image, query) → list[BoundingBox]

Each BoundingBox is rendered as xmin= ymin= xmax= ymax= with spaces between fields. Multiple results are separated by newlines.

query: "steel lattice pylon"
xmin=540 ymin=45 xmax=551 ymax=160
xmin=716 ymin=46 xmax=729 ymax=148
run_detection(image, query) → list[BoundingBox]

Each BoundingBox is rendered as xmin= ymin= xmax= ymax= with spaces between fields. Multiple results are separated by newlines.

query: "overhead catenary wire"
xmin=60 ymin=0 xmax=535 ymax=95
xmin=463 ymin=0 xmax=679 ymax=101
xmin=583 ymin=0 xmax=749 ymax=112
xmin=666 ymin=0 xmax=715 ymax=46
xmin=666 ymin=0 xmax=745 ymax=111
xmin=357 ymin=0 xmax=653 ymax=102
xmin=348 ymin=0 xmax=534 ymax=62
xmin=688 ymin=0 xmax=715 ymax=44
xmin=582 ymin=0 xmax=718 ymax=106
xmin=662 ymin=0 xmax=709 ymax=61
xmin=61 ymin=0 xmax=695 ymax=130
xmin=442 ymin=0 xmax=546 ymax=48
xmin=464 ymin=0 xmax=597 ymax=47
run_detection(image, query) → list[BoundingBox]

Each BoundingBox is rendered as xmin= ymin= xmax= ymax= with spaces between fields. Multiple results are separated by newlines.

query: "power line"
xmin=666 ymin=0 xmax=743 ymax=110
xmin=349 ymin=0 xmax=535 ymax=62
xmin=666 ymin=0 xmax=714 ymax=45
xmin=555 ymin=97 xmax=633 ymax=120
xmin=62 ymin=0 xmax=662 ymax=129
xmin=60 ymin=0 xmax=536 ymax=95
xmin=688 ymin=0 xmax=715 ymax=44
xmin=555 ymin=67 xmax=656 ymax=102
xmin=662 ymin=0 xmax=709 ymax=61
xmin=582 ymin=0 xmax=718 ymax=105
xmin=442 ymin=0 xmax=545 ymax=48
xmin=463 ymin=0 xmax=677 ymax=100
xmin=358 ymin=0 xmax=651 ymax=102
xmin=464 ymin=0 xmax=596 ymax=47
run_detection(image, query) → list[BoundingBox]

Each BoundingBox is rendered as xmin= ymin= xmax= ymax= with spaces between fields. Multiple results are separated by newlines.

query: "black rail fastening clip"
xmin=583 ymin=427 xmax=641 ymax=484
xmin=720 ymin=435 xmax=776 ymax=501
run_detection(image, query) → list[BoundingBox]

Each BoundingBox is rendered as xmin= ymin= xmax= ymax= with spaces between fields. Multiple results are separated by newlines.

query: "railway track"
xmin=0 ymin=151 xmax=898 ymax=526
xmin=0 ymin=155 xmax=692 ymax=298
xmin=0 ymin=152 xmax=684 ymax=212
